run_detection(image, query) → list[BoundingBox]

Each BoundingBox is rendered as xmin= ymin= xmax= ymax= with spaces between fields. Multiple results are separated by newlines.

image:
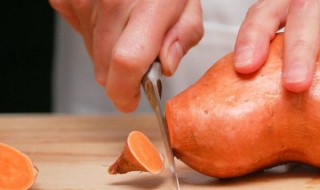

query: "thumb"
xmin=160 ymin=0 xmax=203 ymax=76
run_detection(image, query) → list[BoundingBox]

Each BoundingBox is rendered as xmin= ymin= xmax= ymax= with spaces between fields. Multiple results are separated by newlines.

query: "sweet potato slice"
xmin=109 ymin=131 xmax=164 ymax=175
xmin=0 ymin=143 xmax=37 ymax=190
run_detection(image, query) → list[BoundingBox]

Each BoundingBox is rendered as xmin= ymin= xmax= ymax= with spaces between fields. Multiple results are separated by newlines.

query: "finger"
xmin=67 ymin=0 xmax=95 ymax=56
xmin=159 ymin=0 xmax=204 ymax=76
xmin=234 ymin=0 xmax=289 ymax=74
xmin=49 ymin=0 xmax=82 ymax=32
xmin=106 ymin=0 xmax=187 ymax=112
xmin=50 ymin=0 xmax=96 ymax=57
xmin=91 ymin=1 xmax=134 ymax=86
xmin=282 ymin=0 xmax=320 ymax=92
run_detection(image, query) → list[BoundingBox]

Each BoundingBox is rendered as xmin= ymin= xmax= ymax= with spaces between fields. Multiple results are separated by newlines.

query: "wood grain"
xmin=1 ymin=114 xmax=320 ymax=190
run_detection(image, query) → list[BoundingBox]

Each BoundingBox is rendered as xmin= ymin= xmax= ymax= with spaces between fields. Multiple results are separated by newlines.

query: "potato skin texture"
xmin=166 ymin=33 xmax=320 ymax=178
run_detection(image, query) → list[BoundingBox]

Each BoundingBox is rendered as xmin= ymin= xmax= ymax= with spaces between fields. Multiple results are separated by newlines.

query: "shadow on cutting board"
xmin=178 ymin=163 xmax=320 ymax=186
xmin=110 ymin=175 xmax=166 ymax=189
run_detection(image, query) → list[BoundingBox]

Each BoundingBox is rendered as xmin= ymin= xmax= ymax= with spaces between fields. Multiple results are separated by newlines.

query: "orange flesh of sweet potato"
xmin=0 ymin=143 xmax=37 ymax=190
xmin=109 ymin=131 xmax=164 ymax=175
xmin=165 ymin=33 xmax=320 ymax=178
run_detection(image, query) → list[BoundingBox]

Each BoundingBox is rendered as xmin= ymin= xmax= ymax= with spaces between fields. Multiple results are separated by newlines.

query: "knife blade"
xmin=141 ymin=59 xmax=180 ymax=190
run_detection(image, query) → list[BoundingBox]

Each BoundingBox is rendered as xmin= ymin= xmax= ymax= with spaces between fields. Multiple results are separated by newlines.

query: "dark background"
xmin=0 ymin=1 xmax=55 ymax=113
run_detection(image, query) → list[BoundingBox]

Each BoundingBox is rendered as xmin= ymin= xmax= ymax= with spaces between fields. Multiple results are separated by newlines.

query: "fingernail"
xmin=283 ymin=62 xmax=309 ymax=84
xmin=167 ymin=41 xmax=184 ymax=74
xmin=235 ymin=46 xmax=254 ymax=68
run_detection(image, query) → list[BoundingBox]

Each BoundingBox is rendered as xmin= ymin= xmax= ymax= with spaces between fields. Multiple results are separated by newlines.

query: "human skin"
xmin=234 ymin=0 xmax=320 ymax=92
xmin=49 ymin=0 xmax=320 ymax=112
xmin=49 ymin=0 xmax=204 ymax=112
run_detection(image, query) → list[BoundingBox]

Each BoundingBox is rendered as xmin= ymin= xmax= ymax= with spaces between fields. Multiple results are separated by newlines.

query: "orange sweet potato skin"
xmin=165 ymin=33 xmax=320 ymax=178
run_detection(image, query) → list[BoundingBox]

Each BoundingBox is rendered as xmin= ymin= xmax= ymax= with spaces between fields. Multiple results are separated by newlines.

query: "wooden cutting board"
xmin=1 ymin=114 xmax=320 ymax=190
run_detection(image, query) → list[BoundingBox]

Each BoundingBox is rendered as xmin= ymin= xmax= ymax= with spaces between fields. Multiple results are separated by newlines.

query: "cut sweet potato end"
xmin=0 ymin=143 xmax=37 ymax=190
xmin=128 ymin=131 xmax=164 ymax=174
xmin=108 ymin=131 xmax=164 ymax=175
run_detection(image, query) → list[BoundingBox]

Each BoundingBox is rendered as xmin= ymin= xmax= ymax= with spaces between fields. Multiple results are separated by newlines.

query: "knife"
xmin=141 ymin=59 xmax=180 ymax=190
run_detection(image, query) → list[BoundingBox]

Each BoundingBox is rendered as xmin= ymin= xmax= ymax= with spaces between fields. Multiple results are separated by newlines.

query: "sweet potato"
xmin=165 ymin=32 xmax=320 ymax=178
xmin=0 ymin=143 xmax=37 ymax=190
xmin=109 ymin=131 xmax=163 ymax=175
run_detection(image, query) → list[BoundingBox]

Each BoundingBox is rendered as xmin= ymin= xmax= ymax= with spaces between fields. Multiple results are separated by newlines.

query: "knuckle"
xmin=247 ymin=0 xmax=282 ymax=21
xmin=69 ymin=0 xmax=90 ymax=11
xmin=292 ymin=39 xmax=308 ymax=48
xmin=290 ymin=39 xmax=314 ymax=53
xmin=189 ymin=18 xmax=204 ymax=42
xmin=48 ymin=0 xmax=65 ymax=11
xmin=241 ymin=19 xmax=274 ymax=39
xmin=98 ymin=0 xmax=125 ymax=10
xmin=246 ymin=0 xmax=269 ymax=18
xmin=111 ymin=49 xmax=142 ymax=73
xmin=246 ymin=3 xmax=261 ymax=17
xmin=180 ymin=16 xmax=204 ymax=46
xmin=291 ymin=0 xmax=310 ymax=7
xmin=98 ymin=0 xmax=114 ymax=6
xmin=244 ymin=21 xmax=262 ymax=32
xmin=290 ymin=0 xmax=318 ymax=13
